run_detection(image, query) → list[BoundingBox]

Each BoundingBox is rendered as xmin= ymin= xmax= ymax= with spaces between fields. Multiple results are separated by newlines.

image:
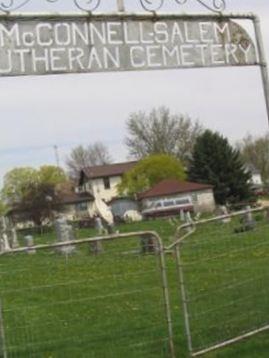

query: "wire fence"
xmin=0 ymin=231 xmax=175 ymax=358
xmin=1 ymin=208 xmax=269 ymax=357
xmin=173 ymin=207 xmax=269 ymax=357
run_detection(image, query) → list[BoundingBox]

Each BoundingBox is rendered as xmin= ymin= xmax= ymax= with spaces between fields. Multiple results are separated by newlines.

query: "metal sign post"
xmin=253 ymin=15 xmax=269 ymax=125
xmin=0 ymin=2 xmax=269 ymax=357
xmin=117 ymin=0 xmax=125 ymax=12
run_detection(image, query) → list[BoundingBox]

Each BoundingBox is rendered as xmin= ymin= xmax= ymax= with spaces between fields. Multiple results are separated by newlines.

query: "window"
xmin=175 ymin=198 xmax=191 ymax=205
xmin=103 ymin=177 xmax=111 ymax=190
xmin=164 ymin=200 xmax=174 ymax=207
xmin=76 ymin=202 xmax=88 ymax=212
xmin=191 ymin=193 xmax=198 ymax=203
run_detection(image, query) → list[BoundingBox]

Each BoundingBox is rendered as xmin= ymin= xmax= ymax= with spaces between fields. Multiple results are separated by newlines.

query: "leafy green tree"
xmin=188 ymin=130 xmax=252 ymax=205
xmin=2 ymin=167 xmax=38 ymax=205
xmin=118 ymin=154 xmax=186 ymax=196
xmin=0 ymin=199 xmax=7 ymax=216
xmin=238 ymin=133 xmax=269 ymax=184
xmin=2 ymin=166 xmax=67 ymax=225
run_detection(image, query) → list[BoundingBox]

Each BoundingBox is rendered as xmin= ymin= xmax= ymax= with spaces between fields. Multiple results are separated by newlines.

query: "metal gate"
xmin=170 ymin=207 xmax=269 ymax=356
xmin=0 ymin=231 xmax=175 ymax=357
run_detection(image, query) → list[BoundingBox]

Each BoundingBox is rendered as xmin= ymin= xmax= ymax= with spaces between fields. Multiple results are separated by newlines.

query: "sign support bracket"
xmin=253 ymin=15 xmax=269 ymax=126
xmin=117 ymin=0 xmax=125 ymax=12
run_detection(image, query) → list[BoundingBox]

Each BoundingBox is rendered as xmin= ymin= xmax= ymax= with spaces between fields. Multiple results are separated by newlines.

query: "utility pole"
xmin=53 ymin=145 xmax=60 ymax=168
xmin=253 ymin=15 xmax=269 ymax=126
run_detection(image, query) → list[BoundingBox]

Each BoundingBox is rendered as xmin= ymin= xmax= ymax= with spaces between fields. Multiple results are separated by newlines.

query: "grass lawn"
xmin=0 ymin=216 xmax=269 ymax=357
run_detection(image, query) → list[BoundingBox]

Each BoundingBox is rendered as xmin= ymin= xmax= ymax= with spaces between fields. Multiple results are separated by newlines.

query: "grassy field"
xmin=0 ymin=216 xmax=269 ymax=357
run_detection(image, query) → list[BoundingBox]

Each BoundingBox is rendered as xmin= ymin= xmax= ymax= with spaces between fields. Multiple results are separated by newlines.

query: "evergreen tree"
xmin=188 ymin=130 xmax=252 ymax=205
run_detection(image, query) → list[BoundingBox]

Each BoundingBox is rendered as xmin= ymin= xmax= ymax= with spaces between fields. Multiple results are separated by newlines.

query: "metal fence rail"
xmin=0 ymin=231 xmax=175 ymax=357
xmin=171 ymin=207 xmax=269 ymax=357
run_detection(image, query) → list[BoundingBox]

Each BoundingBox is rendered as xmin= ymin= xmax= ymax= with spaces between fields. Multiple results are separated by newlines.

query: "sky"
xmin=0 ymin=0 xmax=269 ymax=185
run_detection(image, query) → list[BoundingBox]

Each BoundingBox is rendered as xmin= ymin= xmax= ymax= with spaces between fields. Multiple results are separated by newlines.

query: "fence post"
xmin=175 ymin=244 xmax=193 ymax=355
xmin=0 ymin=300 xmax=7 ymax=358
xmin=156 ymin=234 xmax=176 ymax=358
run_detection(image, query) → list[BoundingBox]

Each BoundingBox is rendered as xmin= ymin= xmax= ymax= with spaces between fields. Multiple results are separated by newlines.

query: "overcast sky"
xmin=0 ymin=0 xmax=269 ymax=185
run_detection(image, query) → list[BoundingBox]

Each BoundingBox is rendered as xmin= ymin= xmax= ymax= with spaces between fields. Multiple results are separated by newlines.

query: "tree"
xmin=2 ymin=167 xmax=38 ymax=205
xmin=125 ymin=106 xmax=203 ymax=163
xmin=188 ymin=130 xmax=252 ymax=205
xmin=118 ymin=154 xmax=186 ymax=196
xmin=2 ymin=166 xmax=67 ymax=226
xmin=0 ymin=199 xmax=7 ymax=216
xmin=238 ymin=133 xmax=269 ymax=184
xmin=66 ymin=142 xmax=112 ymax=179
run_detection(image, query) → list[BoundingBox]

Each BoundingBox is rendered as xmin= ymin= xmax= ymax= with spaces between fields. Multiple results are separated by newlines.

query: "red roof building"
xmin=139 ymin=179 xmax=215 ymax=217
xmin=138 ymin=180 xmax=213 ymax=199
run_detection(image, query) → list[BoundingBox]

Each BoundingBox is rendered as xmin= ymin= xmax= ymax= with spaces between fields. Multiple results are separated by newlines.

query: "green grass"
xmin=0 ymin=217 xmax=269 ymax=357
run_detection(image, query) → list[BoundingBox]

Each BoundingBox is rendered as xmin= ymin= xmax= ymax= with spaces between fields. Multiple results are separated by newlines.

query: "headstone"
xmin=0 ymin=234 xmax=11 ymax=253
xmin=95 ymin=216 xmax=107 ymax=235
xmin=180 ymin=210 xmax=185 ymax=222
xmin=54 ymin=217 xmax=76 ymax=255
xmin=24 ymin=235 xmax=36 ymax=254
xmin=89 ymin=240 xmax=103 ymax=255
xmin=0 ymin=217 xmax=19 ymax=252
xmin=234 ymin=206 xmax=256 ymax=234
xmin=140 ymin=234 xmax=157 ymax=254
xmin=243 ymin=206 xmax=255 ymax=230
xmin=266 ymin=208 xmax=269 ymax=221
xmin=10 ymin=228 xmax=19 ymax=249
xmin=185 ymin=211 xmax=194 ymax=232
xmin=218 ymin=205 xmax=231 ymax=223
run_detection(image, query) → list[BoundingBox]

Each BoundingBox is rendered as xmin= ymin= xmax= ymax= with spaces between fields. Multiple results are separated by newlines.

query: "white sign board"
xmin=0 ymin=16 xmax=257 ymax=76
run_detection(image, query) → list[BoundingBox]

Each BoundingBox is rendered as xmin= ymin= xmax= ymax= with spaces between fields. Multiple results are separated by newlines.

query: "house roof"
xmin=81 ymin=161 xmax=137 ymax=180
xmin=57 ymin=192 xmax=94 ymax=205
xmin=138 ymin=179 xmax=213 ymax=200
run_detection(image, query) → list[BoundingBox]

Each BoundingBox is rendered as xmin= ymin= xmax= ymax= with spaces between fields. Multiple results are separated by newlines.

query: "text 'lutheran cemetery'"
xmin=0 ymin=18 xmax=257 ymax=76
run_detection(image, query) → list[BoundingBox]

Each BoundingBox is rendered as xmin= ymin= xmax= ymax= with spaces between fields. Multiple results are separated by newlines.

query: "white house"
xmin=79 ymin=161 xmax=137 ymax=202
xmin=246 ymin=165 xmax=263 ymax=187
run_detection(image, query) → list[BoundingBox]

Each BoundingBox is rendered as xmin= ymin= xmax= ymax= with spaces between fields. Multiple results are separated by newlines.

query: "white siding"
xmin=195 ymin=190 xmax=215 ymax=213
xmin=59 ymin=201 xmax=95 ymax=220
xmin=142 ymin=189 xmax=215 ymax=214
xmin=86 ymin=176 xmax=122 ymax=202
xmin=251 ymin=174 xmax=263 ymax=186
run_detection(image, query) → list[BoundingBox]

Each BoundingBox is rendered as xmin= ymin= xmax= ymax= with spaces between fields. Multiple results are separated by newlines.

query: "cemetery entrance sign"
xmin=0 ymin=14 xmax=259 ymax=76
xmin=0 ymin=9 xmax=269 ymax=358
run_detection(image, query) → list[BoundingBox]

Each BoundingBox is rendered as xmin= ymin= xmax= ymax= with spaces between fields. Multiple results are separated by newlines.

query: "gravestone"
xmin=185 ymin=211 xmax=194 ymax=232
xmin=140 ymin=234 xmax=157 ymax=254
xmin=0 ymin=234 xmax=11 ymax=253
xmin=24 ymin=235 xmax=36 ymax=254
xmin=218 ymin=205 xmax=231 ymax=223
xmin=0 ymin=217 xmax=19 ymax=253
xmin=243 ymin=206 xmax=256 ymax=230
xmin=266 ymin=208 xmax=269 ymax=221
xmin=234 ymin=206 xmax=256 ymax=234
xmin=89 ymin=240 xmax=103 ymax=255
xmin=180 ymin=209 xmax=185 ymax=222
xmin=54 ymin=216 xmax=76 ymax=255
xmin=10 ymin=228 xmax=19 ymax=249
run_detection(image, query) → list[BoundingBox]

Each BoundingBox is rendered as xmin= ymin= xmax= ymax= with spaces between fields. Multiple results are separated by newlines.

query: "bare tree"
xmin=66 ymin=142 xmax=112 ymax=179
xmin=125 ymin=106 xmax=203 ymax=163
xmin=238 ymin=133 xmax=269 ymax=184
